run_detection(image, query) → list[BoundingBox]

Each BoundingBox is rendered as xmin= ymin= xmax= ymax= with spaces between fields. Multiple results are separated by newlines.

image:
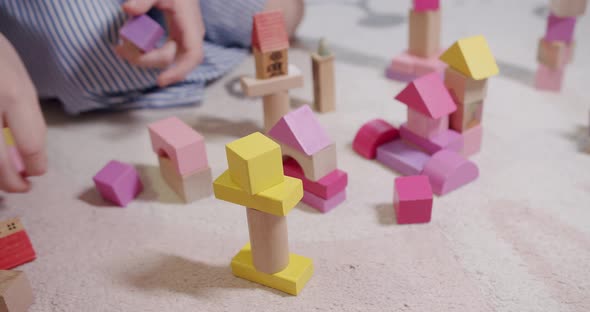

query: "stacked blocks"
xmin=3 ymin=129 xmax=24 ymax=174
xmin=0 ymin=270 xmax=34 ymax=312
xmin=536 ymin=0 xmax=587 ymax=91
xmin=119 ymin=14 xmax=165 ymax=52
xmin=386 ymin=0 xmax=446 ymax=81
xmin=352 ymin=119 xmax=400 ymax=159
xmin=93 ymin=161 xmax=143 ymax=207
xmin=0 ymin=218 xmax=36 ymax=270
xmin=394 ymin=176 xmax=433 ymax=224
xmin=440 ymin=35 xmax=499 ymax=157
xmin=269 ymin=106 xmax=348 ymax=213
xmin=242 ymin=11 xmax=303 ymax=132
xmin=213 ymin=132 xmax=313 ymax=295
xmin=148 ymin=117 xmax=212 ymax=203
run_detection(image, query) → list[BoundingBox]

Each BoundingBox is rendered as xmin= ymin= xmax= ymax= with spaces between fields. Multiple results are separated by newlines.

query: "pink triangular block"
xmin=268 ymin=105 xmax=332 ymax=156
xmin=394 ymin=72 xmax=456 ymax=119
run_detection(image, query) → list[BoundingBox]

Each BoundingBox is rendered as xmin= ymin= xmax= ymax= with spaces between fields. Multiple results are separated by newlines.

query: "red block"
xmin=0 ymin=218 xmax=36 ymax=270
xmin=353 ymin=119 xmax=399 ymax=159
xmin=394 ymin=175 xmax=433 ymax=224
xmin=283 ymin=158 xmax=348 ymax=199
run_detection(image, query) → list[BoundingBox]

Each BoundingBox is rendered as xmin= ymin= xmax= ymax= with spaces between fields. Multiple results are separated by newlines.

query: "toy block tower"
xmin=386 ymin=0 xmax=446 ymax=82
xmin=311 ymin=38 xmax=336 ymax=113
xmin=535 ymin=0 xmax=586 ymax=91
xmin=148 ymin=117 xmax=212 ymax=203
xmin=0 ymin=218 xmax=36 ymax=270
xmin=269 ymin=106 xmax=348 ymax=213
xmin=1 ymin=270 xmax=34 ymax=312
xmin=439 ymin=35 xmax=499 ymax=157
xmin=213 ymin=132 xmax=313 ymax=295
xmin=3 ymin=129 xmax=24 ymax=175
xmin=241 ymin=10 xmax=304 ymax=132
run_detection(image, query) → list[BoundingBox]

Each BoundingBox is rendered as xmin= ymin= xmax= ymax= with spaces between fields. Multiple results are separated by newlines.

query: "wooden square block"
xmin=450 ymin=100 xmax=484 ymax=133
xmin=545 ymin=13 xmax=576 ymax=43
xmin=254 ymin=47 xmax=289 ymax=80
xmin=280 ymin=143 xmax=337 ymax=182
xmin=535 ymin=64 xmax=564 ymax=92
xmin=409 ymin=9 xmax=441 ymax=58
xmin=93 ymin=161 xmax=143 ymax=207
xmin=550 ymin=0 xmax=587 ymax=17
xmin=159 ymin=156 xmax=212 ymax=203
xmin=0 ymin=270 xmax=34 ymax=312
xmin=537 ymin=38 xmax=573 ymax=70
xmin=394 ymin=175 xmax=433 ymax=224
xmin=406 ymin=109 xmax=449 ymax=139
xmin=444 ymin=67 xmax=488 ymax=104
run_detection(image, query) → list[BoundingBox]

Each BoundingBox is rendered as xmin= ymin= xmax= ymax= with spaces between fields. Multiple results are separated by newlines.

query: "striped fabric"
xmin=0 ymin=0 xmax=265 ymax=114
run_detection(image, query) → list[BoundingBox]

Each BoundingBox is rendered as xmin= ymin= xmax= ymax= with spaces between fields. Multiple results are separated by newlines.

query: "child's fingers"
xmin=0 ymin=122 xmax=30 ymax=193
xmin=115 ymin=41 xmax=177 ymax=69
xmin=122 ymin=0 xmax=159 ymax=16
xmin=157 ymin=47 xmax=203 ymax=87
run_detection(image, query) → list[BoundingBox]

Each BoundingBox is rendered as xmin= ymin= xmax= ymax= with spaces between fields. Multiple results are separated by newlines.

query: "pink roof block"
xmin=394 ymin=72 xmax=457 ymax=119
xmin=268 ymin=105 xmax=332 ymax=156
xmin=252 ymin=10 xmax=289 ymax=53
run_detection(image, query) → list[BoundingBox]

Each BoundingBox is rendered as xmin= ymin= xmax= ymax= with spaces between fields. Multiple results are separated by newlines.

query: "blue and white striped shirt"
xmin=0 ymin=0 xmax=264 ymax=114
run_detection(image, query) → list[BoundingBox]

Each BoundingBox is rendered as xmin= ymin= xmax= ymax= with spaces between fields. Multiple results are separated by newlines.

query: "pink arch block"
xmin=421 ymin=150 xmax=478 ymax=195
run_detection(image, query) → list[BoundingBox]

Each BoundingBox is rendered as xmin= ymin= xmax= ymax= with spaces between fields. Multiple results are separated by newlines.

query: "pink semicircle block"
xmin=353 ymin=119 xmax=399 ymax=159
xmin=421 ymin=150 xmax=478 ymax=195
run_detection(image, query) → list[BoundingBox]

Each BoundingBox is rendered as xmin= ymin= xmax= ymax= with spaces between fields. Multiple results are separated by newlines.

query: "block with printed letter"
xmin=252 ymin=10 xmax=290 ymax=79
xmin=537 ymin=38 xmax=574 ymax=70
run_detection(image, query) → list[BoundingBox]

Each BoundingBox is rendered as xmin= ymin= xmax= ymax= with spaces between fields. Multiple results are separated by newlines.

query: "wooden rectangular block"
xmin=545 ymin=13 xmax=576 ymax=43
xmin=376 ymin=140 xmax=431 ymax=176
xmin=407 ymin=109 xmax=449 ymax=139
xmin=450 ymin=100 xmax=484 ymax=133
xmin=0 ymin=270 xmax=34 ymax=312
xmin=537 ymin=38 xmax=573 ymax=69
xmin=280 ymin=143 xmax=337 ymax=182
xmin=311 ymin=53 xmax=336 ymax=113
xmin=283 ymin=158 xmax=348 ymax=200
xmin=535 ymin=64 xmax=564 ymax=92
xmin=408 ymin=9 xmax=441 ymax=58
xmin=550 ymin=0 xmax=587 ymax=17
xmin=254 ymin=47 xmax=289 ymax=80
xmin=444 ymin=67 xmax=488 ymax=104
xmin=159 ymin=156 xmax=212 ymax=203
xmin=241 ymin=64 xmax=303 ymax=97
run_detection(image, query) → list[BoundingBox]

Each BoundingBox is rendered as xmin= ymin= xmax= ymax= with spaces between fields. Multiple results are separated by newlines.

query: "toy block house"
xmin=213 ymin=132 xmax=313 ymax=295
xmin=0 ymin=218 xmax=36 ymax=270
xmin=268 ymin=106 xmax=348 ymax=213
xmin=252 ymin=10 xmax=289 ymax=79
xmin=148 ymin=117 xmax=212 ymax=203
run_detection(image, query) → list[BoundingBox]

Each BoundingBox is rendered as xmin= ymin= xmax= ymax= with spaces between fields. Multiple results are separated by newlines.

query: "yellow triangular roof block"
xmin=440 ymin=35 xmax=499 ymax=80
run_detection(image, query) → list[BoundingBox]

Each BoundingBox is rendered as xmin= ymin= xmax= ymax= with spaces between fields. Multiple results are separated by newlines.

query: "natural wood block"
xmin=450 ymin=100 xmax=484 ymax=133
xmin=246 ymin=208 xmax=289 ymax=274
xmin=537 ymin=38 xmax=574 ymax=69
xmin=444 ymin=67 xmax=488 ymax=104
xmin=550 ymin=0 xmax=587 ymax=17
xmin=159 ymin=156 xmax=212 ymax=203
xmin=241 ymin=65 xmax=303 ymax=97
xmin=407 ymin=109 xmax=449 ymax=139
xmin=280 ymin=143 xmax=337 ymax=182
xmin=408 ymin=9 xmax=441 ymax=58
xmin=263 ymin=92 xmax=290 ymax=133
xmin=254 ymin=47 xmax=289 ymax=80
xmin=0 ymin=270 xmax=33 ymax=312
xmin=311 ymin=53 xmax=336 ymax=113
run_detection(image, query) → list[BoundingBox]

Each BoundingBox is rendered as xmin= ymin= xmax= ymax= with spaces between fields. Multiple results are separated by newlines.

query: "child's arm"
xmin=0 ymin=34 xmax=47 ymax=193
xmin=114 ymin=0 xmax=205 ymax=87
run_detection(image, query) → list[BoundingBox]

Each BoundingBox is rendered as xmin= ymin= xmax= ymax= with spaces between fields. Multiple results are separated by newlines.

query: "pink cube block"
xmin=376 ymin=140 xmax=431 ymax=176
xmin=461 ymin=124 xmax=483 ymax=157
xmin=400 ymin=124 xmax=463 ymax=155
xmin=9 ymin=146 xmax=25 ymax=174
xmin=148 ymin=117 xmax=208 ymax=176
xmin=119 ymin=14 xmax=165 ymax=52
xmin=421 ymin=150 xmax=479 ymax=195
xmin=413 ymin=0 xmax=440 ymax=11
xmin=93 ymin=161 xmax=143 ymax=207
xmin=407 ymin=109 xmax=449 ymax=139
xmin=353 ymin=119 xmax=399 ymax=159
xmin=534 ymin=64 xmax=564 ymax=92
xmin=302 ymin=189 xmax=346 ymax=213
xmin=283 ymin=158 xmax=348 ymax=199
xmin=545 ymin=14 xmax=576 ymax=43
xmin=394 ymin=175 xmax=433 ymax=224
xmin=386 ymin=51 xmax=446 ymax=82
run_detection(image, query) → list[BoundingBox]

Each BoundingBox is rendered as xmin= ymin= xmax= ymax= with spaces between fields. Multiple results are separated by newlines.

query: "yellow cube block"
xmin=226 ymin=132 xmax=284 ymax=195
xmin=213 ymin=170 xmax=302 ymax=216
xmin=440 ymin=35 xmax=499 ymax=80
xmin=231 ymin=243 xmax=313 ymax=296
xmin=3 ymin=128 xmax=14 ymax=147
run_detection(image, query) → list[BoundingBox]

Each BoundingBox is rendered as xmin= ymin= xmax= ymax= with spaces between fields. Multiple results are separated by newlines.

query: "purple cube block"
xmin=413 ymin=0 xmax=440 ymax=11
xmin=93 ymin=160 xmax=143 ymax=207
xmin=119 ymin=15 xmax=165 ymax=52
xmin=545 ymin=14 xmax=576 ymax=43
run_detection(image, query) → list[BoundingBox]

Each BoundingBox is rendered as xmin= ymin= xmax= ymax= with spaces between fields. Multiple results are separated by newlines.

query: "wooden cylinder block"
xmin=262 ymin=91 xmax=290 ymax=133
xmin=246 ymin=208 xmax=290 ymax=274
xmin=409 ymin=9 xmax=441 ymax=58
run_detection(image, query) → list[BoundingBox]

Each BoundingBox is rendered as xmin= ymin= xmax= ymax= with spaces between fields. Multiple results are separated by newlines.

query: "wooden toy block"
xmin=312 ymin=53 xmax=336 ymax=113
xmin=460 ymin=124 xmax=483 ymax=157
xmin=158 ymin=156 xmax=212 ymax=203
xmin=148 ymin=117 xmax=208 ymax=175
xmin=0 ymin=218 xmax=36 ymax=270
xmin=93 ymin=161 xmax=143 ymax=207
xmin=395 ymin=72 xmax=457 ymax=120
xmin=280 ymin=143 xmax=337 ymax=182
xmin=550 ymin=0 xmax=587 ymax=17
xmin=407 ymin=109 xmax=449 ymax=139
xmin=450 ymin=100 xmax=484 ymax=133
xmin=0 ymin=270 xmax=33 ymax=312
xmin=241 ymin=65 xmax=303 ymax=97
xmin=394 ymin=175 xmax=433 ymax=224
xmin=268 ymin=105 xmax=332 ymax=156
xmin=386 ymin=51 xmax=447 ymax=81
xmin=2 ymin=129 xmax=14 ymax=147
xmin=385 ymin=68 xmax=418 ymax=82
xmin=534 ymin=64 xmax=564 ymax=92
xmin=247 ymin=208 xmax=290 ymax=274
xmin=213 ymin=171 xmax=302 ymax=216
xmin=440 ymin=35 xmax=499 ymax=80
xmin=408 ymin=9 xmax=441 ymax=58
xmin=231 ymin=243 xmax=313 ymax=296
xmin=400 ymin=124 xmax=463 ymax=155
xmin=413 ymin=0 xmax=440 ymax=12
xmin=376 ymin=140 xmax=431 ymax=176
xmin=545 ymin=14 xmax=576 ymax=43
xmin=283 ymin=158 xmax=348 ymax=200
xmin=537 ymin=38 xmax=573 ymax=69
xmin=421 ymin=150 xmax=479 ymax=195
xmin=414 ymin=56 xmax=448 ymax=76
xmin=226 ymin=132 xmax=284 ymax=195
xmin=353 ymin=119 xmax=400 ymax=160
xmin=252 ymin=10 xmax=290 ymax=79
xmin=119 ymin=14 xmax=165 ymax=52
xmin=390 ymin=52 xmax=415 ymax=74
xmin=444 ymin=67 xmax=488 ymax=104
xmin=302 ymin=189 xmax=346 ymax=213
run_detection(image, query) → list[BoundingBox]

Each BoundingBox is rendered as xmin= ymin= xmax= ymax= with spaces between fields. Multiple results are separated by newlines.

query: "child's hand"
xmin=115 ymin=0 xmax=205 ymax=87
xmin=0 ymin=35 xmax=47 ymax=193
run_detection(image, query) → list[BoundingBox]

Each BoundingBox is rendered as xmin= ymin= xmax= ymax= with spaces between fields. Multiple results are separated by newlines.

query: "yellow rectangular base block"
xmin=231 ymin=244 xmax=313 ymax=296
